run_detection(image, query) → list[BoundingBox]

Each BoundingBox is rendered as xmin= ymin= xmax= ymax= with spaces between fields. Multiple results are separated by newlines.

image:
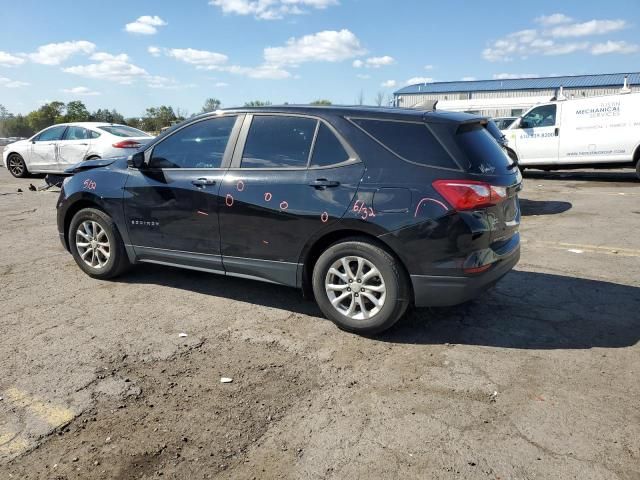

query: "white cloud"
xmin=28 ymin=41 xmax=96 ymax=65
xmin=215 ymin=82 xmax=229 ymax=87
xmin=62 ymin=86 xmax=101 ymax=96
xmin=146 ymin=75 xmax=196 ymax=89
xmin=125 ymin=15 xmax=168 ymax=35
xmin=166 ymin=48 xmax=229 ymax=69
xmin=591 ymin=40 xmax=640 ymax=55
xmin=63 ymin=52 xmax=148 ymax=84
xmin=0 ymin=51 xmax=25 ymax=67
xmin=483 ymin=15 xmax=630 ymax=61
xmin=264 ymin=29 xmax=366 ymax=66
xmin=535 ymin=13 xmax=573 ymax=26
xmin=0 ymin=77 xmax=29 ymax=88
xmin=148 ymin=46 xmax=162 ymax=57
xmin=223 ymin=64 xmax=291 ymax=79
xmin=461 ymin=76 xmax=477 ymax=81
xmin=381 ymin=80 xmax=397 ymax=88
xmin=209 ymin=0 xmax=338 ymax=20
xmin=424 ymin=64 xmax=434 ymax=70
xmin=356 ymin=73 xmax=370 ymax=79
xmin=493 ymin=73 xmax=539 ymax=80
xmin=405 ymin=76 xmax=434 ymax=85
xmin=550 ymin=19 xmax=626 ymax=38
xmin=353 ymin=55 xmax=395 ymax=68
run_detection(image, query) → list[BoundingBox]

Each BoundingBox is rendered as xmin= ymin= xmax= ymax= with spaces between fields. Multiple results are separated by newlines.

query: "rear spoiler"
xmin=455 ymin=117 xmax=489 ymax=134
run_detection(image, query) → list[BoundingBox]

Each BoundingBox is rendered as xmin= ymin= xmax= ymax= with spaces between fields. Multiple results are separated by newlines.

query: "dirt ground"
xmin=0 ymin=161 xmax=639 ymax=479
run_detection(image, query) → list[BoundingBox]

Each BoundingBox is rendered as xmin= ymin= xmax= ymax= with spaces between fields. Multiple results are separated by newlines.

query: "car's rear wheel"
xmin=312 ymin=238 xmax=410 ymax=335
xmin=68 ymin=208 xmax=130 ymax=279
xmin=635 ymin=158 xmax=640 ymax=181
xmin=7 ymin=153 xmax=28 ymax=178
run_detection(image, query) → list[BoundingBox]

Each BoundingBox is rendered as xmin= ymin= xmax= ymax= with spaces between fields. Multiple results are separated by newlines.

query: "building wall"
xmin=395 ymin=85 xmax=640 ymax=118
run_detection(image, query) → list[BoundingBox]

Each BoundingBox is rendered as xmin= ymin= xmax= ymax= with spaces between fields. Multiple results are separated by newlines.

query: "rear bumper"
xmin=411 ymin=246 xmax=520 ymax=307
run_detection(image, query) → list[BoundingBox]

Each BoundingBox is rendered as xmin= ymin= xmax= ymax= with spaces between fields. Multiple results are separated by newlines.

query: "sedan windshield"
xmin=98 ymin=125 xmax=151 ymax=137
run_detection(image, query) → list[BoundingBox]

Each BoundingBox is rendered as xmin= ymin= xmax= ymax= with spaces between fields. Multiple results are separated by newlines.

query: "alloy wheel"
xmin=75 ymin=220 xmax=111 ymax=269
xmin=8 ymin=155 xmax=25 ymax=177
xmin=325 ymin=256 xmax=386 ymax=320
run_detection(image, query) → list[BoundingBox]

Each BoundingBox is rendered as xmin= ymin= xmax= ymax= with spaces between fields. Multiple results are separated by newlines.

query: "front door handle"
xmin=191 ymin=177 xmax=216 ymax=187
xmin=309 ymin=179 xmax=340 ymax=189
xmin=554 ymin=127 xmax=560 ymax=136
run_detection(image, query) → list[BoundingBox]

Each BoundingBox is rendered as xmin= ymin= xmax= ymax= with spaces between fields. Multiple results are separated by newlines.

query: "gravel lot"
xmin=0 ymin=156 xmax=639 ymax=479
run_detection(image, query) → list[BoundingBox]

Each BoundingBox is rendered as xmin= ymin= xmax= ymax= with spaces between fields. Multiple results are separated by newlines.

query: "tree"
xmin=26 ymin=101 xmax=66 ymax=132
xmin=356 ymin=90 xmax=365 ymax=106
xmin=374 ymin=92 xmax=385 ymax=107
xmin=244 ymin=100 xmax=272 ymax=107
xmin=65 ymin=101 xmax=90 ymax=122
xmin=141 ymin=105 xmax=178 ymax=132
xmin=310 ymin=99 xmax=332 ymax=105
xmin=201 ymin=98 xmax=221 ymax=113
xmin=0 ymin=104 xmax=9 ymax=121
xmin=2 ymin=114 xmax=32 ymax=137
xmin=90 ymin=108 xmax=125 ymax=124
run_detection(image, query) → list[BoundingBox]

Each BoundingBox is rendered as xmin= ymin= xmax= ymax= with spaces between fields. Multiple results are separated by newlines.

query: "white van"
xmin=502 ymin=92 xmax=640 ymax=179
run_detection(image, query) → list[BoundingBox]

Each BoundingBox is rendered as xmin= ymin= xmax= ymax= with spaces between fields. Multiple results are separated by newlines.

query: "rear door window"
xmin=63 ymin=126 xmax=89 ymax=140
xmin=310 ymin=123 xmax=350 ymax=168
xmin=241 ymin=115 xmax=317 ymax=169
xmin=351 ymin=118 xmax=457 ymax=169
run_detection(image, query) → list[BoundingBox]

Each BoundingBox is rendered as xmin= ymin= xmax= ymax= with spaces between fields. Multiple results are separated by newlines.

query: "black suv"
xmin=57 ymin=106 xmax=521 ymax=334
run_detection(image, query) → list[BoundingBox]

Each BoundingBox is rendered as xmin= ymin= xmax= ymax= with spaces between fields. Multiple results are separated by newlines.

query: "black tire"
xmin=86 ymin=155 xmax=101 ymax=161
xmin=312 ymin=238 xmax=410 ymax=335
xmin=7 ymin=153 xmax=29 ymax=178
xmin=68 ymin=208 xmax=130 ymax=279
xmin=636 ymin=158 xmax=640 ymax=181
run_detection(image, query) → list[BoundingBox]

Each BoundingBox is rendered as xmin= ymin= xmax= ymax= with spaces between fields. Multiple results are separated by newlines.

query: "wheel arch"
xmin=299 ymin=228 xmax=413 ymax=302
xmin=62 ymin=199 xmax=106 ymax=250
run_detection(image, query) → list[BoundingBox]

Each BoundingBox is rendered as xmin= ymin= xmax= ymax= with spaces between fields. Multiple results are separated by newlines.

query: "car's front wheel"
xmin=7 ymin=153 xmax=29 ymax=178
xmin=312 ymin=238 xmax=410 ymax=335
xmin=68 ymin=208 xmax=130 ymax=279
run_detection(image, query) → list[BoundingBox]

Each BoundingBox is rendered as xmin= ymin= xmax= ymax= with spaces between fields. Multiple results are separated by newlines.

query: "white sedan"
xmin=2 ymin=122 xmax=153 ymax=177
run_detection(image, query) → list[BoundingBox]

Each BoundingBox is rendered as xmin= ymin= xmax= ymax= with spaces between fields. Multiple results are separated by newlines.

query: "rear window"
xmin=310 ymin=123 xmax=350 ymax=168
xmin=98 ymin=125 xmax=151 ymax=137
xmin=351 ymin=118 xmax=457 ymax=169
xmin=455 ymin=124 xmax=512 ymax=175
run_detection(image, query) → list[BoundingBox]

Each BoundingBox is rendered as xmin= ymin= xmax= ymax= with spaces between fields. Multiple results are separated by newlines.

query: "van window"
xmin=351 ymin=118 xmax=457 ymax=169
xmin=521 ymin=105 xmax=557 ymax=128
xmin=310 ymin=123 xmax=350 ymax=168
xmin=242 ymin=115 xmax=317 ymax=169
xmin=150 ymin=116 xmax=236 ymax=169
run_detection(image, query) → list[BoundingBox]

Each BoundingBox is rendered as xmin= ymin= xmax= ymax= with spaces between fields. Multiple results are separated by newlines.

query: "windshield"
xmin=97 ymin=125 xmax=151 ymax=138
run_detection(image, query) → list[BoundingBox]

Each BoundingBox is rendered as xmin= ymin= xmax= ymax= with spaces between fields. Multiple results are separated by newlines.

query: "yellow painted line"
xmin=0 ymin=431 xmax=29 ymax=456
xmin=524 ymin=240 xmax=640 ymax=258
xmin=3 ymin=387 xmax=75 ymax=427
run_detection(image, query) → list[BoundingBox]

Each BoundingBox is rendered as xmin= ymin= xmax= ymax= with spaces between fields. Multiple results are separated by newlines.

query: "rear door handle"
xmin=191 ymin=177 xmax=216 ymax=187
xmin=309 ymin=179 xmax=340 ymax=189
xmin=554 ymin=127 xmax=560 ymax=136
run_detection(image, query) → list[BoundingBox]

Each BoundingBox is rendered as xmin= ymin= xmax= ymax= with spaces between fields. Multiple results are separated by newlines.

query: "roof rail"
xmin=410 ymin=100 xmax=438 ymax=111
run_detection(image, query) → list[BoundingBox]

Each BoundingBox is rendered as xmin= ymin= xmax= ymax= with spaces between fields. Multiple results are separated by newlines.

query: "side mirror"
xmin=128 ymin=151 xmax=146 ymax=169
xmin=519 ymin=119 xmax=531 ymax=129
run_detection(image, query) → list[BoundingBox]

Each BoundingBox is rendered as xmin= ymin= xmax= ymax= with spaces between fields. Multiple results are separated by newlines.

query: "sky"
xmin=1 ymin=0 xmax=639 ymax=117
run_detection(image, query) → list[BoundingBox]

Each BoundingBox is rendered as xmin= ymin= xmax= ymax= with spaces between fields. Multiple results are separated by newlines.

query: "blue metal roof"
xmin=394 ymin=73 xmax=640 ymax=95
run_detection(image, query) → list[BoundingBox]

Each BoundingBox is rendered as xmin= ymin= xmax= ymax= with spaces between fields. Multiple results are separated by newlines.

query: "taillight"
xmin=112 ymin=140 xmax=141 ymax=149
xmin=432 ymin=180 xmax=507 ymax=211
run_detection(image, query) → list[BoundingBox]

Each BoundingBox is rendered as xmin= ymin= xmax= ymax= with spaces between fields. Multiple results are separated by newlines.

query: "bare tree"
xmin=374 ymin=91 xmax=385 ymax=107
xmin=356 ymin=90 xmax=365 ymax=106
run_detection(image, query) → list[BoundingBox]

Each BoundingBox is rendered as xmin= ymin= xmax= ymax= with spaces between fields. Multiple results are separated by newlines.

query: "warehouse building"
xmin=393 ymin=73 xmax=640 ymax=118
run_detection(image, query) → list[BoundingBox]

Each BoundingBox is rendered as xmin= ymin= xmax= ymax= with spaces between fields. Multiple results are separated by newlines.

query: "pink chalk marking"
xmin=264 ymin=192 xmax=272 ymax=202
xmin=236 ymin=180 xmax=245 ymax=192
xmin=414 ymin=197 xmax=449 ymax=217
xmin=321 ymin=211 xmax=329 ymax=223
xmin=225 ymin=194 xmax=234 ymax=207
xmin=83 ymin=179 xmax=96 ymax=190
xmin=197 ymin=210 xmax=209 ymax=216
xmin=352 ymin=199 xmax=376 ymax=220
xmin=279 ymin=201 xmax=289 ymax=211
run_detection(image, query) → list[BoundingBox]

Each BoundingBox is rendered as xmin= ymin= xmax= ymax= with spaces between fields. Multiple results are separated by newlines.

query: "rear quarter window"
xmin=455 ymin=124 xmax=512 ymax=175
xmin=351 ymin=118 xmax=458 ymax=169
